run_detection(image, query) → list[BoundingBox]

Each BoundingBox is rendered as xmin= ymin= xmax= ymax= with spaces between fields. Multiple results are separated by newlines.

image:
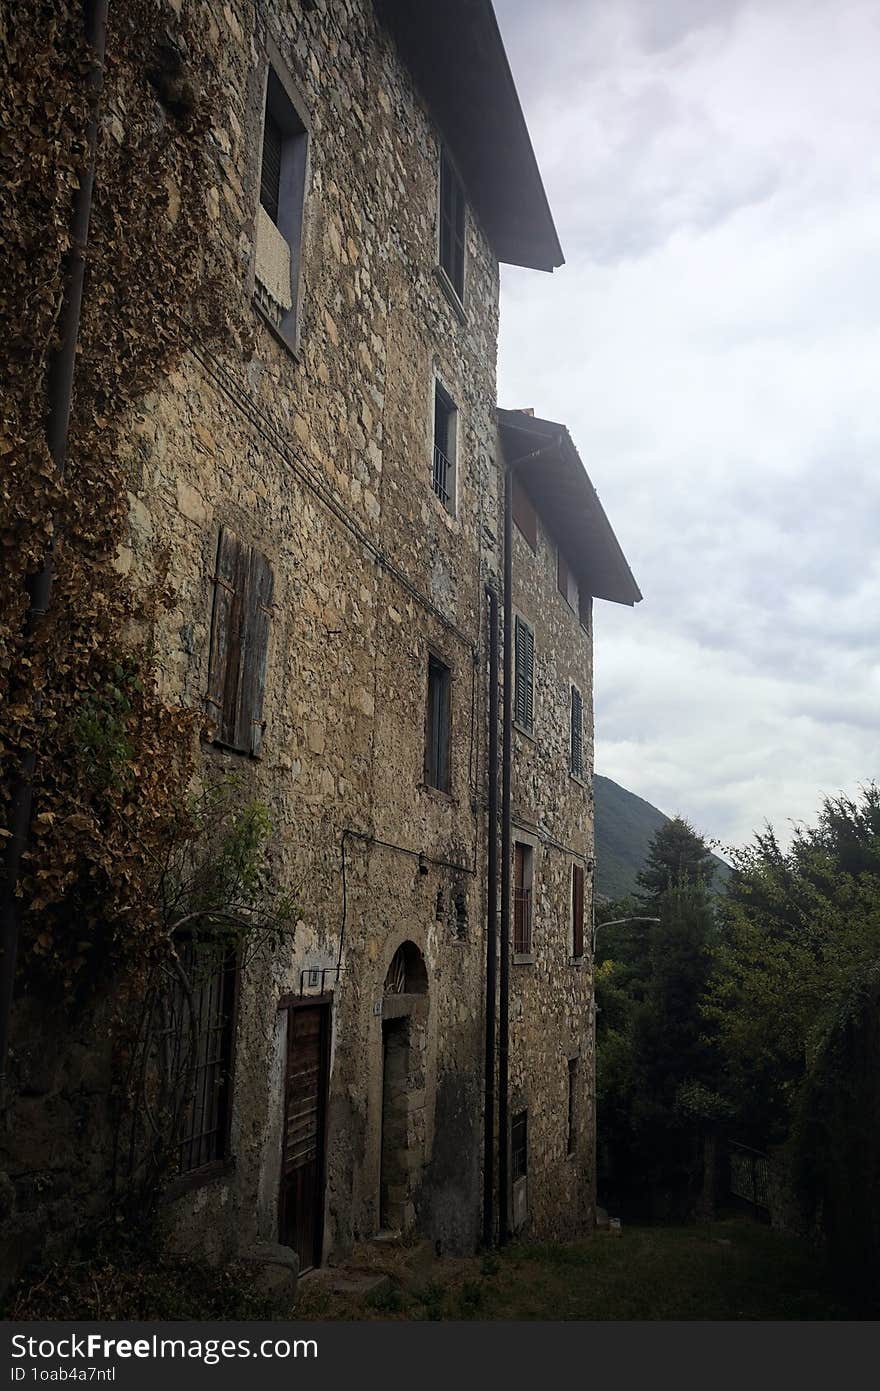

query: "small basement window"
xmin=254 ymin=67 xmax=309 ymax=346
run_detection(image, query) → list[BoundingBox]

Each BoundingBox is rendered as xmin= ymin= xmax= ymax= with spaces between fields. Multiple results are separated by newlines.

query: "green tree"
xmin=635 ymin=816 xmax=718 ymax=913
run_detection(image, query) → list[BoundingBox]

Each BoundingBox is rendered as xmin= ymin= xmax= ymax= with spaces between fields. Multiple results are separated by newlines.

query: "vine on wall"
xmin=0 ymin=0 xmax=254 ymax=1001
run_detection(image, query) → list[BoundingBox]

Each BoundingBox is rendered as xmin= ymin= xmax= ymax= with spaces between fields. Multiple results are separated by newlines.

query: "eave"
xmin=498 ymin=410 xmax=643 ymax=607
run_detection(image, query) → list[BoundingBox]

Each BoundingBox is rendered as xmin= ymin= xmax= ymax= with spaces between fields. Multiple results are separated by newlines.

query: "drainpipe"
xmin=482 ymin=584 xmax=499 ymax=1247
xmin=0 ymin=0 xmax=110 ymax=1090
xmin=498 ymin=433 xmax=563 ymax=1245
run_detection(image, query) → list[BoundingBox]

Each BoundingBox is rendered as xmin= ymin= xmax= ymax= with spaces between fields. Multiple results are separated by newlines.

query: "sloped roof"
xmin=373 ymin=0 xmax=563 ymax=272
xmin=498 ymin=409 xmax=642 ymax=607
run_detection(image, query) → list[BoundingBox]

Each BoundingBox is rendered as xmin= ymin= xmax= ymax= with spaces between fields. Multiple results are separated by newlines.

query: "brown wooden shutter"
xmin=572 ymin=864 xmax=585 ymax=957
xmin=207 ymin=527 xmax=247 ymax=748
xmin=571 ymin=685 xmax=583 ymax=777
xmin=238 ymin=546 xmax=274 ymax=755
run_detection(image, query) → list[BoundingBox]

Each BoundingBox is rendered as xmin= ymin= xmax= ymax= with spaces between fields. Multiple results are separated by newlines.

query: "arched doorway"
xmin=380 ymin=941 xmax=428 ymax=1232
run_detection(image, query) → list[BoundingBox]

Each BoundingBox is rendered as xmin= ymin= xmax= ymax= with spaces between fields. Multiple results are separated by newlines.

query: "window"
xmin=570 ymin=685 xmax=583 ymax=778
xmin=432 ymin=381 xmax=457 ymax=511
xmin=567 ymin=1058 xmax=578 ymax=1155
xmin=512 ymin=475 xmax=537 ymax=551
xmin=513 ymin=616 xmax=535 ymax=732
xmin=206 ymin=527 xmax=274 ymax=755
xmin=425 ymin=653 xmax=451 ymax=791
xmin=164 ymin=938 xmax=237 ymax=1175
xmin=557 ymin=548 xmax=578 ymax=611
xmin=579 ymin=589 xmax=591 ymax=632
xmin=513 ymin=842 xmax=533 ymax=955
xmin=572 ymin=863 xmax=585 ymax=959
xmin=511 ymin=1111 xmax=528 ymax=1181
xmin=438 ymin=147 xmax=465 ymax=301
xmin=254 ymin=66 xmax=308 ymax=343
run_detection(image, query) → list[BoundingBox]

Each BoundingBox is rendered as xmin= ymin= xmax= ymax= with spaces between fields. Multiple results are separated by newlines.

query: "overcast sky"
xmin=494 ymin=0 xmax=880 ymax=852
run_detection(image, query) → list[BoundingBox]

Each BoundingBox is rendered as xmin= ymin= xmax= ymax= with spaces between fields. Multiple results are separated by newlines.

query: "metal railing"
xmin=513 ymin=886 xmax=532 ymax=954
xmin=432 ymin=445 xmax=452 ymax=505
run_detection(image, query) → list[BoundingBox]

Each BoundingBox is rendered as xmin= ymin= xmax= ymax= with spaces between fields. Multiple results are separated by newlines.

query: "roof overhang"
xmin=373 ymin=0 xmax=564 ymax=272
xmin=498 ymin=410 xmax=642 ymax=607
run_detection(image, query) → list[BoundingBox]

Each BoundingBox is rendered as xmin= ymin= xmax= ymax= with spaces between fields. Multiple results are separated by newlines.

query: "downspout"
xmin=0 ymin=0 xmax=110 ymax=1089
xmin=498 ymin=433 xmax=563 ymax=1244
xmin=498 ymin=470 xmax=513 ymax=1245
xmin=482 ymin=584 xmax=499 ymax=1247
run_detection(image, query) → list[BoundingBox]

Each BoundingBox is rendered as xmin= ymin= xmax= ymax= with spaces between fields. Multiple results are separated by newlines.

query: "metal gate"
xmin=278 ymin=1000 xmax=330 ymax=1273
xmin=728 ymin=1140 xmax=770 ymax=1210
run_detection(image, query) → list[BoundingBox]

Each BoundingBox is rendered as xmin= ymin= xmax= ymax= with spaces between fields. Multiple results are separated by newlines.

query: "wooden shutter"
xmin=557 ymin=549 xmax=569 ymax=601
xmin=238 ymin=546 xmax=274 ymax=755
xmin=571 ymin=686 xmax=583 ymax=777
xmin=207 ymin=528 xmax=273 ymax=755
xmin=572 ymin=864 xmax=585 ymax=958
xmin=514 ymin=617 xmax=534 ymax=731
xmin=207 ymin=527 xmax=247 ymax=748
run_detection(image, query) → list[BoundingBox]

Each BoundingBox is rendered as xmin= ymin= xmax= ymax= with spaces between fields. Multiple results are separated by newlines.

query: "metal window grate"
xmin=162 ymin=939 xmax=236 ymax=1174
xmin=512 ymin=1111 xmax=528 ymax=1181
xmin=260 ymin=109 xmax=283 ymax=225
xmin=513 ymin=843 xmax=532 ymax=954
xmin=432 ymin=445 xmax=451 ymax=504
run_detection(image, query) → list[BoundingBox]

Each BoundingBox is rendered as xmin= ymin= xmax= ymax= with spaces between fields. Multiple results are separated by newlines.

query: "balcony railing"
xmin=432 ymin=445 xmax=452 ymax=506
xmin=514 ymin=886 xmax=532 ymax=954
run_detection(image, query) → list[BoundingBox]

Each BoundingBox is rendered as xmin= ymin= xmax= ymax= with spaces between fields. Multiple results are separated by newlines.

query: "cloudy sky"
xmin=494 ymin=0 xmax=880 ymax=851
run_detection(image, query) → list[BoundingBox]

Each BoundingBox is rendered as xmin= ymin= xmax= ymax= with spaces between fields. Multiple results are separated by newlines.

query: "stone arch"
xmin=383 ymin=939 xmax=428 ymax=995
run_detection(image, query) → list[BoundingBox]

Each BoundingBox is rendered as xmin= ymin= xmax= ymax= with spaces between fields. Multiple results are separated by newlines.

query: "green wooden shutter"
xmin=571 ymin=686 xmax=583 ymax=777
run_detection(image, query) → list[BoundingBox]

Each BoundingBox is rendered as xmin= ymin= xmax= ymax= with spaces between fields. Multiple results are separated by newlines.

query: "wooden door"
xmin=279 ymin=1002 xmax=329 ymax=1272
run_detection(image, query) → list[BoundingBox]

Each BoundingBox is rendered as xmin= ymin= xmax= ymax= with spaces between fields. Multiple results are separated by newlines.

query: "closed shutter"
xmin=207 ymin=527 xmax=247 ymax=748
xmin=572 ymin=864 xmax=585 ymax=958
xmin=206 ymin=528 xmax=273 ymax=754
xmin=571 ymin=685 xmax=583 ymax=777
xmin=239 ymin=546 xmax=274 ymax=755
xmin=514 ymin=616 xmax=534 ymax=731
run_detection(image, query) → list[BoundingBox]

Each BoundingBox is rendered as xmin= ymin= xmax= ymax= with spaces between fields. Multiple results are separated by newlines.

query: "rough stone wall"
xmin=117 ymin=0 xmax=500 ymax=1263
xmin=508 ymin=507 xmax=596 ymax=1241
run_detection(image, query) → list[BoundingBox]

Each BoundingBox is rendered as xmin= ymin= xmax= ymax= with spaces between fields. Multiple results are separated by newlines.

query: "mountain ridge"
xmin=594 ymin=773 xmax=730 ymax=901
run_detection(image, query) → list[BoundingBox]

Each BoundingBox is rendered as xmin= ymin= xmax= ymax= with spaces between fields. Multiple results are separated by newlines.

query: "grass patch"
xmin=294 ymin=1218 xmax=858 ymax=1321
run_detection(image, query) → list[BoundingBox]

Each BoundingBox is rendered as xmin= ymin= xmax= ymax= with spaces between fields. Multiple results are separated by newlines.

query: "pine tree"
xmin=635 ymin=816 xmax=717 ymax=913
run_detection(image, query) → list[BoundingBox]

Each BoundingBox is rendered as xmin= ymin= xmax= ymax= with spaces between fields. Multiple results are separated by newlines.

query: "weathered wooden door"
xmin=279 ymin=1002 xmax=329 ymax=1272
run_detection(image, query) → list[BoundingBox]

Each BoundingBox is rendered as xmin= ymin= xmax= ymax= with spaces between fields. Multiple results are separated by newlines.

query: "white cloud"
xmin=495 ymin=0 xmax=880 ymax=846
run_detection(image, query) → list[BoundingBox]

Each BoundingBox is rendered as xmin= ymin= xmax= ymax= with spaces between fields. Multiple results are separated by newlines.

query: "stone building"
xmin=1 ymin=0 xmax=640 ymax=1286
xmin=498 ymin=410 xmax=641 ymax=1241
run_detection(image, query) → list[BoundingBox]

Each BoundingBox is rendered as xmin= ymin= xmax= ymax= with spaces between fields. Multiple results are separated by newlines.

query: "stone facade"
xmin=508 ymin=492 xmax=596 ymax=1241
xmin=2 ymin=0 xmax=640 ymax=1288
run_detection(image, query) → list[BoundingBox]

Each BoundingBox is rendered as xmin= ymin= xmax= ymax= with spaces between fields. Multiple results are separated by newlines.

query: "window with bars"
xmin=206 ymin=527 xmax=274 ymax=756
xmin=570 ymin=684 xmax=583 ymax=778
xmin=571 ymin=863 xmax=585 ymax=959
xmin=164 ymin=938 xmax=237 ymax=1175
xmin=557 ymin=548 xmax=578 ymax=611
xmin=432 ymin=381 xmax=457 ymax=511
xmin=513 ymin=616 xmax=535 ymax=733
xmin=425 ymin=653 xmax=451 ymax=791
xmin=567 ymin=1058 xmax=578 ymax=1155
xmin=513 ymin=841 xmax=533 ymax=955
xmin=512 ymin=1111 xmax=528 ymax=1181
xmin=438 ymin=147 xmax=466 ymax=301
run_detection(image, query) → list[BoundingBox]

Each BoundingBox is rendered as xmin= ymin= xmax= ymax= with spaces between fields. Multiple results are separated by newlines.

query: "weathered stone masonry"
xmin=1 ymin=0 xmax=641 ymax=1285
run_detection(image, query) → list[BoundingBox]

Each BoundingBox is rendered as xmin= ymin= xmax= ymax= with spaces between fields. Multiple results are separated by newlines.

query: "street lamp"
xmin=591 ymin=915 xmax=659 ymax=955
